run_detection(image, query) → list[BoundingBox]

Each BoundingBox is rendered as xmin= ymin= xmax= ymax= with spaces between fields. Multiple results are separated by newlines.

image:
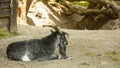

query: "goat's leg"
xmin=59 ymin=44 xmax=68 ymax=59
xmin=34 ymin=54 xmax=58 ymax=61
xmin=59 ymin=44 xmax=72 ymax=60
xmin=49 ymin=54 xmax=59 ymax=60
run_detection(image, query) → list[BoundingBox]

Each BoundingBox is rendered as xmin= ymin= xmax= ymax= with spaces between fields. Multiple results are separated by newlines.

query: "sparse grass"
xmin=0 ymin=29 xmax=9 ymax=38
xmin=106 ymin=51 xmax=117 ymax=55
xmin=0 ymin=29 xmax=20 ymax=38
xmin=81 ymin=62 xmax=90 ymax=66
xmin=105 ymin=51 xmax=120 ymax=61
xmin=11 ymin=31 xmax=20 ymax=36
xmin=85 ymin=52 xmax=96 ymax=57
xmin=85 ymin=52 xmax=101 ymax=57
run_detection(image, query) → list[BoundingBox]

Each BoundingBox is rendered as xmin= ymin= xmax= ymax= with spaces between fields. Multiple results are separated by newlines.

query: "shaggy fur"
xmin=6 ymin=30 xmax=68 ymax=61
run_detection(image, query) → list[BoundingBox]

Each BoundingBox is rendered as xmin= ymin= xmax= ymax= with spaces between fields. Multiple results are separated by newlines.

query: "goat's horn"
xmin=64 ymin=32 xmax=69 ymax=37
xmin=43 ymin=24 xmax=60 ymax=31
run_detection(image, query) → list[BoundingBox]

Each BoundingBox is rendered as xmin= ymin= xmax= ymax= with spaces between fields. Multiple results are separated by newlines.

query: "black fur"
xmin=6 ymin=30 xmax=68 ymax=61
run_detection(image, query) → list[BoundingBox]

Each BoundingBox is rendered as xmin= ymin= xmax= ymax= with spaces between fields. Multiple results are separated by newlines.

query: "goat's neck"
xmin=42 ymin=34 xmax=58 ymax=45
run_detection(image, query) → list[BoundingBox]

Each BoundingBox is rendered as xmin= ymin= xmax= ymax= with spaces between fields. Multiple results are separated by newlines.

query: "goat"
xmin=6 ymin=25 xmax=71 ymax=61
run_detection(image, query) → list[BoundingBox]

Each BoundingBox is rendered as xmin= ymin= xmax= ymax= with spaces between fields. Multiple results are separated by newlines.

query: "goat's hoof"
xmin=58 ymin=56 xmax=72 ymax=60
xmin=66 ymin=57 xmax=72 ymax=60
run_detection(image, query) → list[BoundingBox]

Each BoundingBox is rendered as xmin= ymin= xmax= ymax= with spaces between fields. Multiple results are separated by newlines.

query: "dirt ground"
xmin=0 ymin=25 xmax=120 ymax=68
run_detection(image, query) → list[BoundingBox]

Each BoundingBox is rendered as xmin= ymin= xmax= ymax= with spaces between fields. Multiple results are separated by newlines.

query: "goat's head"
xmin=43 ymin=24 xmax=69 ymax=46
xmin=43 ymin=24 xmax=71 ymax=59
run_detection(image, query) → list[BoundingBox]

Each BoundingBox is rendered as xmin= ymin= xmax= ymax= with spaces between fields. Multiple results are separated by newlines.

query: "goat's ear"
xmin=62 ymin=31 xmax=65 ymax=35
xmin=50 ymin=29 xmax=54 ymax=33
xmin=63 ymin=31 xmax=69 ymax=38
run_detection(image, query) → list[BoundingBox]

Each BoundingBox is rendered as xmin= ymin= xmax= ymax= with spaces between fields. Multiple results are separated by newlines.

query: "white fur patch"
xmin=21 ymin=52 xmax=31 ymax=61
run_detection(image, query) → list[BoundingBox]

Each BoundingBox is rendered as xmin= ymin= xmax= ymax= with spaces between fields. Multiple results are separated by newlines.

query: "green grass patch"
xmin=81 ymin=62 xmax=90 ymax=66
xmin=85 ymin=52 xmax=101 ymax=57
xmin=105 ymin=51 xmax=120 ymax=61
xmin=71 ymin=1 xmax=89 ymax=7
xmin=0 ymin=29 xmax=9 ymax=38
xmin=85 ymin=52 xmax=96 ymax=57
xmin=0 ymin=29 xmax=20 ymax=38
xmin=106 ymin=51 xmax=117 ymax=55
xmin=11 ymin=31 xmax=20 ymax=36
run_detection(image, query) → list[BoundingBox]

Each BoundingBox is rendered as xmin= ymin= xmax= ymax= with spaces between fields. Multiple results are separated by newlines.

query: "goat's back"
xmin=6 ymin=38 xmax=57 ymax=61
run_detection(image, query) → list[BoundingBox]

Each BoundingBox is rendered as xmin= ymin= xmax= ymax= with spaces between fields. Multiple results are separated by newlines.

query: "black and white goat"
xmin=6 ymin=25 xmax=71 ymax=61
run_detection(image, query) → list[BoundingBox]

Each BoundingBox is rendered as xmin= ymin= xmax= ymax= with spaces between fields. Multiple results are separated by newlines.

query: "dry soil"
xmin=0 ymin=25 xmax=120 ymax=68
